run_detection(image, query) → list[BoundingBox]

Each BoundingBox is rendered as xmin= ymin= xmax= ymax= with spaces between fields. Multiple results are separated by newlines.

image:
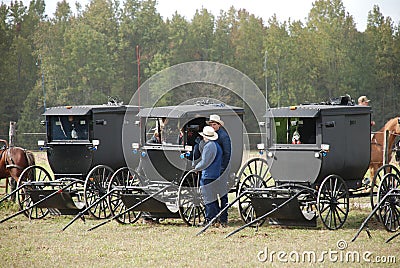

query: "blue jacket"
xmin=194 ymin=140 xmax=222 ymax=179
xmin=216 ymin=127 xmax=231 ymax=172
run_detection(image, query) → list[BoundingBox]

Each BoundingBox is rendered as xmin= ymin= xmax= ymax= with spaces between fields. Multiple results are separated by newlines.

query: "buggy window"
xmin=274 ymin=117 xmax=316 ymax=144
xmin=144 ymin=117 xmax=205 ymax=146
xmin=49 ymin=115 xmax=89 ymax=141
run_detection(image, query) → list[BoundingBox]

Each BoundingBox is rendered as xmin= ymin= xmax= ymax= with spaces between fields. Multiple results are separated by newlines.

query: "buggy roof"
xmin=265 ymin=104 xmax=371 ymax=118
xmin=43 ymin=104 xmax=140 ymax=116
xmin=137 ymin=104 xmax=244 ymax=119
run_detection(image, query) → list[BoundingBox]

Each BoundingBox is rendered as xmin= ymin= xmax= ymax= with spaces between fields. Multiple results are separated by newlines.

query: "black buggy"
xmin=222 ymin=99 xmax=376 ymax=235
xmin=0 ymin=103 xmax=140 ymax=222
xmin=84 ymin=102 xmax=245 ymax=229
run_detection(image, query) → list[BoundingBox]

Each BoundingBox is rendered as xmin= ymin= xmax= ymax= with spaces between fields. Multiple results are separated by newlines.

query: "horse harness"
xmin=4 ymin=148 xmax=26 ymax=171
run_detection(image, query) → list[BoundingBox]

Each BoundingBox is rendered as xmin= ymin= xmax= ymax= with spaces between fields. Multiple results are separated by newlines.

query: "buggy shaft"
xmin=0 ymin=180 xmax=78 ymax=224
xmin=87 ymin=184 xmax=173 ymax=232
xmin=225 ymin=189 xmax=307 ymax=238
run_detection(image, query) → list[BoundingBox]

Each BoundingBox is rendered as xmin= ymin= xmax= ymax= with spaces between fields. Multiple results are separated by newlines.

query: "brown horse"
xmin=369 ymin=117 xmax=400 ymax=178
xmin=0 ymin=139 xmax=35 ymax=198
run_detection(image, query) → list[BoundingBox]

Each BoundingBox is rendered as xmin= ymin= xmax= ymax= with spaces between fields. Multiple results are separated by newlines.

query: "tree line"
xmin=1 ymin=0 xmax=399 ymax=148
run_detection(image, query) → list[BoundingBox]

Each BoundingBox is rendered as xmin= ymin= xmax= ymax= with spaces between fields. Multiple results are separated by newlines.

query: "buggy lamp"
xmin=257 ymin=143 xmax=265 ymax=155
xmin=38 ymin=140 xmax=49 ymax=150
xmin=88 ymin=139 xmax=100 ymax=151
xmin=132 ymin=143 xmax=140 ymax=154
xmin=267 ymin=151 xmax=274 ymax=158
xmin=321 ymin=144 xmax=330 ymax=152
xmin=315 ymin=144 xmax=330 ymax=158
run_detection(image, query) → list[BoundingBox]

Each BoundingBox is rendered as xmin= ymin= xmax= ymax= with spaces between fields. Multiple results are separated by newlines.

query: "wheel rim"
xmin=317 ymin=175 xmax=349 ymax=230
xmin=107 ymin=167 xmax=142 ymax=224
xmin=377 ymin=173 xmax=400 ymax=232
xmin=84 ymin=165 xmax=113 ymax=219
xmin=371 ymin=164 xmax=400 ymax=218
xmin=17 ymin=166 xmax=52 ymax=219
xmin=236 ymin=158 xmax=273 ymax=192
xmin=237 ymin=174 xmax=266 ymax=226
xmin=178 ymin=171 xmax=205 ymax=226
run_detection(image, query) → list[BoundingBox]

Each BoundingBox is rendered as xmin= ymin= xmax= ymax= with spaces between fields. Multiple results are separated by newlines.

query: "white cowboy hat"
xmin=358 ymin=96 xmax=370 ymax=103
xmin=206 ymin=114 xmax=224 ymax=126
xmin=199 ymin=126 xmax=219 ymax=141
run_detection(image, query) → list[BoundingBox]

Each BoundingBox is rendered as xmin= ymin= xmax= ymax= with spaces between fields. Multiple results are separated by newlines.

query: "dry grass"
xmin=0 ymin=199 xmax=398 ymax=267
xmin=0 ymin=152 xmax=399 ymax=267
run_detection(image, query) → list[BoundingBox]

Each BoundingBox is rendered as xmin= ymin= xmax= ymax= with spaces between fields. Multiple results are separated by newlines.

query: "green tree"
xmin=365 ymin=5 xmax=398 ymax=127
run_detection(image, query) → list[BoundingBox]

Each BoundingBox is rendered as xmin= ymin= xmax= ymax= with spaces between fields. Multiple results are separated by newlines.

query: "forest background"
xmin=1 ymin=0 xmax=399 ymax=148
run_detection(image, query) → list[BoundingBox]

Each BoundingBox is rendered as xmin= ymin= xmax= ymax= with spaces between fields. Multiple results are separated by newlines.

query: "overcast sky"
xmin=3 ymin=0 xmax=400 ymax=31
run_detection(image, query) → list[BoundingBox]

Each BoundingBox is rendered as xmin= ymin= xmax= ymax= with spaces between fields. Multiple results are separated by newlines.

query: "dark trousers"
xmin=200 ymin=177 xmax=229 ymax=223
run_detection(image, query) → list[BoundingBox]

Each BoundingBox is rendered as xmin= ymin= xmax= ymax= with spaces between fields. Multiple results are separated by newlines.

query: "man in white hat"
xmin=358 ymin=96 xmax=375 ymax=126
xmin=206 ymin=114 xmax=231 ymax=226
xmin=193 ymin=126 xmax=223 ymax=225
xmin=358 ymin=95 xmax=370 ymax=106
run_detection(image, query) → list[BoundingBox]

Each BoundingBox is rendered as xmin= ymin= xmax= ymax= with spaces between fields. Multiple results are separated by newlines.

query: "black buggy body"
xmin=42 ymin=104 xmax=140 ymax=178
xmin=264 ymin=104 xmax=372 ymax=186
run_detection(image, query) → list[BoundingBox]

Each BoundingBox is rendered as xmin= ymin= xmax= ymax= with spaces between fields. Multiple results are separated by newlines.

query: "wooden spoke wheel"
xmin=84 ymin=165 xmax=113 ymax=219
xmin=107 ymin=167 xmax=142 ymax=224
xmin=237 ymin=174 xmax=266 ymax=226
xmin=371 ymin=164 xmax=400 ymax=221
xmin=235 ymin=158 xmax=273 ymax=193
xmin=317 ymin=175 xmax=349 ymax=230
xmin=377 ymin=173 xmax=400 ymax=232
xmin=17 ymin=165 xmax=52 ymax=219
xmin=178 ymin=170 xmax=205 ymax=226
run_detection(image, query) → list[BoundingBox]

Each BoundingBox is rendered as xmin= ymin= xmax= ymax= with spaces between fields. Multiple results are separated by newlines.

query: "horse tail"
xmin=25 ymin=150 xmax=35 ymax=166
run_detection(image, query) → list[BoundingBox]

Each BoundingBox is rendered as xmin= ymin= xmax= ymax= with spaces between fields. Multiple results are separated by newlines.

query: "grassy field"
xmin=0 ymin=152 xmax=398 ymax=267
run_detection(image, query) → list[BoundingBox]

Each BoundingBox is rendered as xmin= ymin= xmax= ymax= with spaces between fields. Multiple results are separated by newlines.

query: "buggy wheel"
xmin=371 ymin=164 xmax=400 ymax=221
xmin=237 ymin=174 xmax=266 ymax=226
xmin=84 ymin=165 xmax=113 ymax=219
xmin=317 ymin=175 xmax=349 ymax=230
xmin=107 ymin=167 xmax=142 ymax=224
xmin=17 ymin=165 xmax=52 ymax=219
xmin=178 ymin=171 xmax=205 ymax=226
xmin=377 ymin=173 xmax=400 ymax=232
xmin=235 ymin=158 xmax=273 ymax=192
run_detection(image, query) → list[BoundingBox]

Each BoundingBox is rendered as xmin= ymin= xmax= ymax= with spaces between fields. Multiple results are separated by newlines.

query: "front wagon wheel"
xmin=237 ymin=174 xmax=266 ymax=226
xmin=317 ymin=175 xmax=349 ymax=230
xmin=107 ymin=167 xmax=142 ymax=224
xmin=235 ymin=158 xmax=273 ymax=194
xmin=377 ymin=173 xmax=400 ymax=232
xmin=178 ymin=171 xmax=205 ymax=226
xmin=84 ymin=165 xmax=113 ymax=219
xmin=17 ymin=165 xmax=53 ymax=219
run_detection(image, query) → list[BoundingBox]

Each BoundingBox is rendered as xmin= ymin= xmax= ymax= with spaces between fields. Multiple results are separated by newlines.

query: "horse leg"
xmin=8 ymin=178 xmax=17 ymax=202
